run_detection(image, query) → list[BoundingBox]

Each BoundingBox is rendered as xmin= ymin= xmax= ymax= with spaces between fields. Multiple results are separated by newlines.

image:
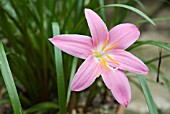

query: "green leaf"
xmin=129 ymin=40 xmax=170 ymax=51
xmin=67 ymin=57 xmax=78 ymax=104
xmin=137 ymin=74 xmax=158 ymax=114
xmin=135 ymin=16 xmax=170 ymax=25
xmin=99 ymin=0 xmax=106 ymax=22
xmin=0 ymin=99 xmax=10 ymax=106
xmin=133 ymin=0 xmax=146 ymax=10
xmin=0 ymin=43 xmax=22 ymax=114
xmin=145 ymin=54 xmax=170 ymax=64
xmin=52 ymin=22 xmax=67 ymax=114
xmin=96 ymin=4 xmax=155 ymax=26
xmin=23 ymin=102 xmax=58 ymax=114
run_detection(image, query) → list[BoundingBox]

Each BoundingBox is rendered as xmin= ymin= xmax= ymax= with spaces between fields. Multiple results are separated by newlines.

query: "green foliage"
xmin=0 ymin=0 xmax=169 ymax=113
xmin=23 ymin=102 xmax=58 ymax=114
xmin=0 ymin=43 xmax=22 ymax=114
xmin=96 ymin=4 xmax=155 ymax=26
xmin=128 ymin=40 xmax=170 ymax=51
xmin=67 ymin=57 xmax=78 ymax=104
xmin=137 ymin=75 xmax=158 ymax=114
xmin=52 ymin=22 xmax=67 ymax=114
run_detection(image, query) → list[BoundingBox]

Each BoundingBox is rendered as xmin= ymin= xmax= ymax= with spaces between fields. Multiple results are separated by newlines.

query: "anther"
xmin=102 ymin=37 xmax=109 ymax=51
xmin=106 ymin=54 xmax=120 ymax=65
xmin=101 ymin=57 xmax=109 ymax=71
xmin=104 ymin=43 xmax=118 ymax=52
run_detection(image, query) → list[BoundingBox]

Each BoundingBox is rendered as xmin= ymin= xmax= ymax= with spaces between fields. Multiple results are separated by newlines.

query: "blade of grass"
xmin=99 ymin=0 xmax=106 ymax=22
xmin=67 ymin=57 xmax=78 ymax=104
xmin=128 ymin=40 xmax=170 ymax=51
xmin=75 ymin=0 xmax=84 ymax=23
xmin=0 ymin=43 xmax=22 ymax=114
xmin=52 ymin=22 xmax=67 ymax=114
xmin=145 ymin=54 xmax=170 ymax=64
xmin=96 ymin=4 xmax=155 ymax=26
xmin=0 ymin=99 xmax=10 ymax=106
xmin=112 ymin=0 xmax=119 ymax=26
xmin=133 ymin=0 xmax=146 ymax=10
xmin=117 ymin=0 xmax=132 ymax=24
xmin=23 ymin=102 xmax=58 ymax=114
xmin=137 ymin=74 xmax=158 ymax=114
xmin=134 ymin=16 xmax=170 ymax=25
xmin=36 ymin=0 xmax=49 ymax=97
xmin=62 ymin=0 xmax=76 ymax=31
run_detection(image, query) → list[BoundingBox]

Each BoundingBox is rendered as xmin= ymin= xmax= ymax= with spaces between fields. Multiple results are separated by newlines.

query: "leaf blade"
xmin=137 ymin=74 xmax=158 ymax=114
xmin=66 ymin=57 xmax=78 ymax=104
xmin=0 ymin=43 xmax=22 ymax=114
xmin=96 ymin=4 xmax=155 ymax=26
xmin=52 ymin=22 xmax=67 ymax=114
xmin=128 ymin=40 xmax=170 ymax=51
xmin=23 ymin=102 xmax=58 ymax=114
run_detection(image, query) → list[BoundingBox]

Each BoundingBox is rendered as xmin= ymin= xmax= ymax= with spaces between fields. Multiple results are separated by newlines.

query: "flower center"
xmin=92 ymin=37 xmax=120 ymax=71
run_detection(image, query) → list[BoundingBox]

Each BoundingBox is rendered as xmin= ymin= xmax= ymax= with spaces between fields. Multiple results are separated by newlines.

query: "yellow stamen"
xmin=102 ymin=37 xmax=109 ymax=51
xmin=93 ymin=51 xmax=99 ymax=55
xmin=106 ymin=54 xmax=120 ymax=65
xmin=104 ymin=43 xmax=118 ymax=52
xmin=101 ymin=57 xmax=109 ymax=71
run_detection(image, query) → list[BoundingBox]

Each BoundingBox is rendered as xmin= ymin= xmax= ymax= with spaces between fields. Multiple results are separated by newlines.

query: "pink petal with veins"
xmin=49 ymin=35 xmax=93 ymax=59
xmin=85 ymin=9 xmax=109 ymax=47
xmin=109 ymin=23 xmax=140 ymax=50
xmin=101 ymin=67 xmax=131 ymax=107
xmin=107 ymin=50 xmax=149 ymax=74
xmin=71 ymin=55 xmax=101 ymax=91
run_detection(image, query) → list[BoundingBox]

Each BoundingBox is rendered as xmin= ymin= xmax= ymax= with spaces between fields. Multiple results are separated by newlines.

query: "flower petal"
xmin=109 ymin=23 xmax=140 ymax=50
xmin=71 ymin=55 xmax=101 ymax=91
xmin=101 ymin=68 xmax=131 ymax=107
xmin=85 ymin=9 xmax=108 ymax=47
xmin=107 ymin=50 xmax=149 ymax=74
xmin=49 ymin=35 xmax=93 ymax=59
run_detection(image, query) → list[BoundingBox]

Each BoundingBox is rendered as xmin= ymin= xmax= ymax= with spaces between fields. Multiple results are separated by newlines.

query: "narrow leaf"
xmin=129 ymin=40 xmax=170 ymax=51
xmin=96 ymin=4 xmax=155 ymax=25
xmin=0 ymin=43 xmax=22 ymax=114
xmin=135 ymin=16 xmax=170 ymax=25
xmin=52 ymin=22 xmax=67 ymax=114
xmin=145 ymin=54 xmax=170 ymax=64
xmin=137 ymin=74 xmax=158 ymax=114
xmin=99 ymin=0 xmax=106 ymax=22
xmin=133 ymin=0 xmax=146 ymax=10
xmin=67 ymin=57 xmax=78 ymax=104
xmin=23 ymin=102 xmax=58 ymax=114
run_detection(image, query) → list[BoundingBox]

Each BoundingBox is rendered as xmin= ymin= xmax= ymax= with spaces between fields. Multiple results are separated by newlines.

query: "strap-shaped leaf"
xmin=96 ymin=4 xmax=155 ymax=25
xmin=129 ymin=40 xmax=170 ymax=51
xmin=0 ymin=43 xmax=22 ymax=114
xmin=137 ymin=74 xmax=158 ymax=114
xmin=67 ymin=57 xmax=78 ymax=103
xmin=52 ymin=22 xmax=67 ymax=114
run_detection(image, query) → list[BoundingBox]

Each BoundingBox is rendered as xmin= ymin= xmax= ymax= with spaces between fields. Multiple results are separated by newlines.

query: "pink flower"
xmin=50 ymin=9 xmax=148 ymax=107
